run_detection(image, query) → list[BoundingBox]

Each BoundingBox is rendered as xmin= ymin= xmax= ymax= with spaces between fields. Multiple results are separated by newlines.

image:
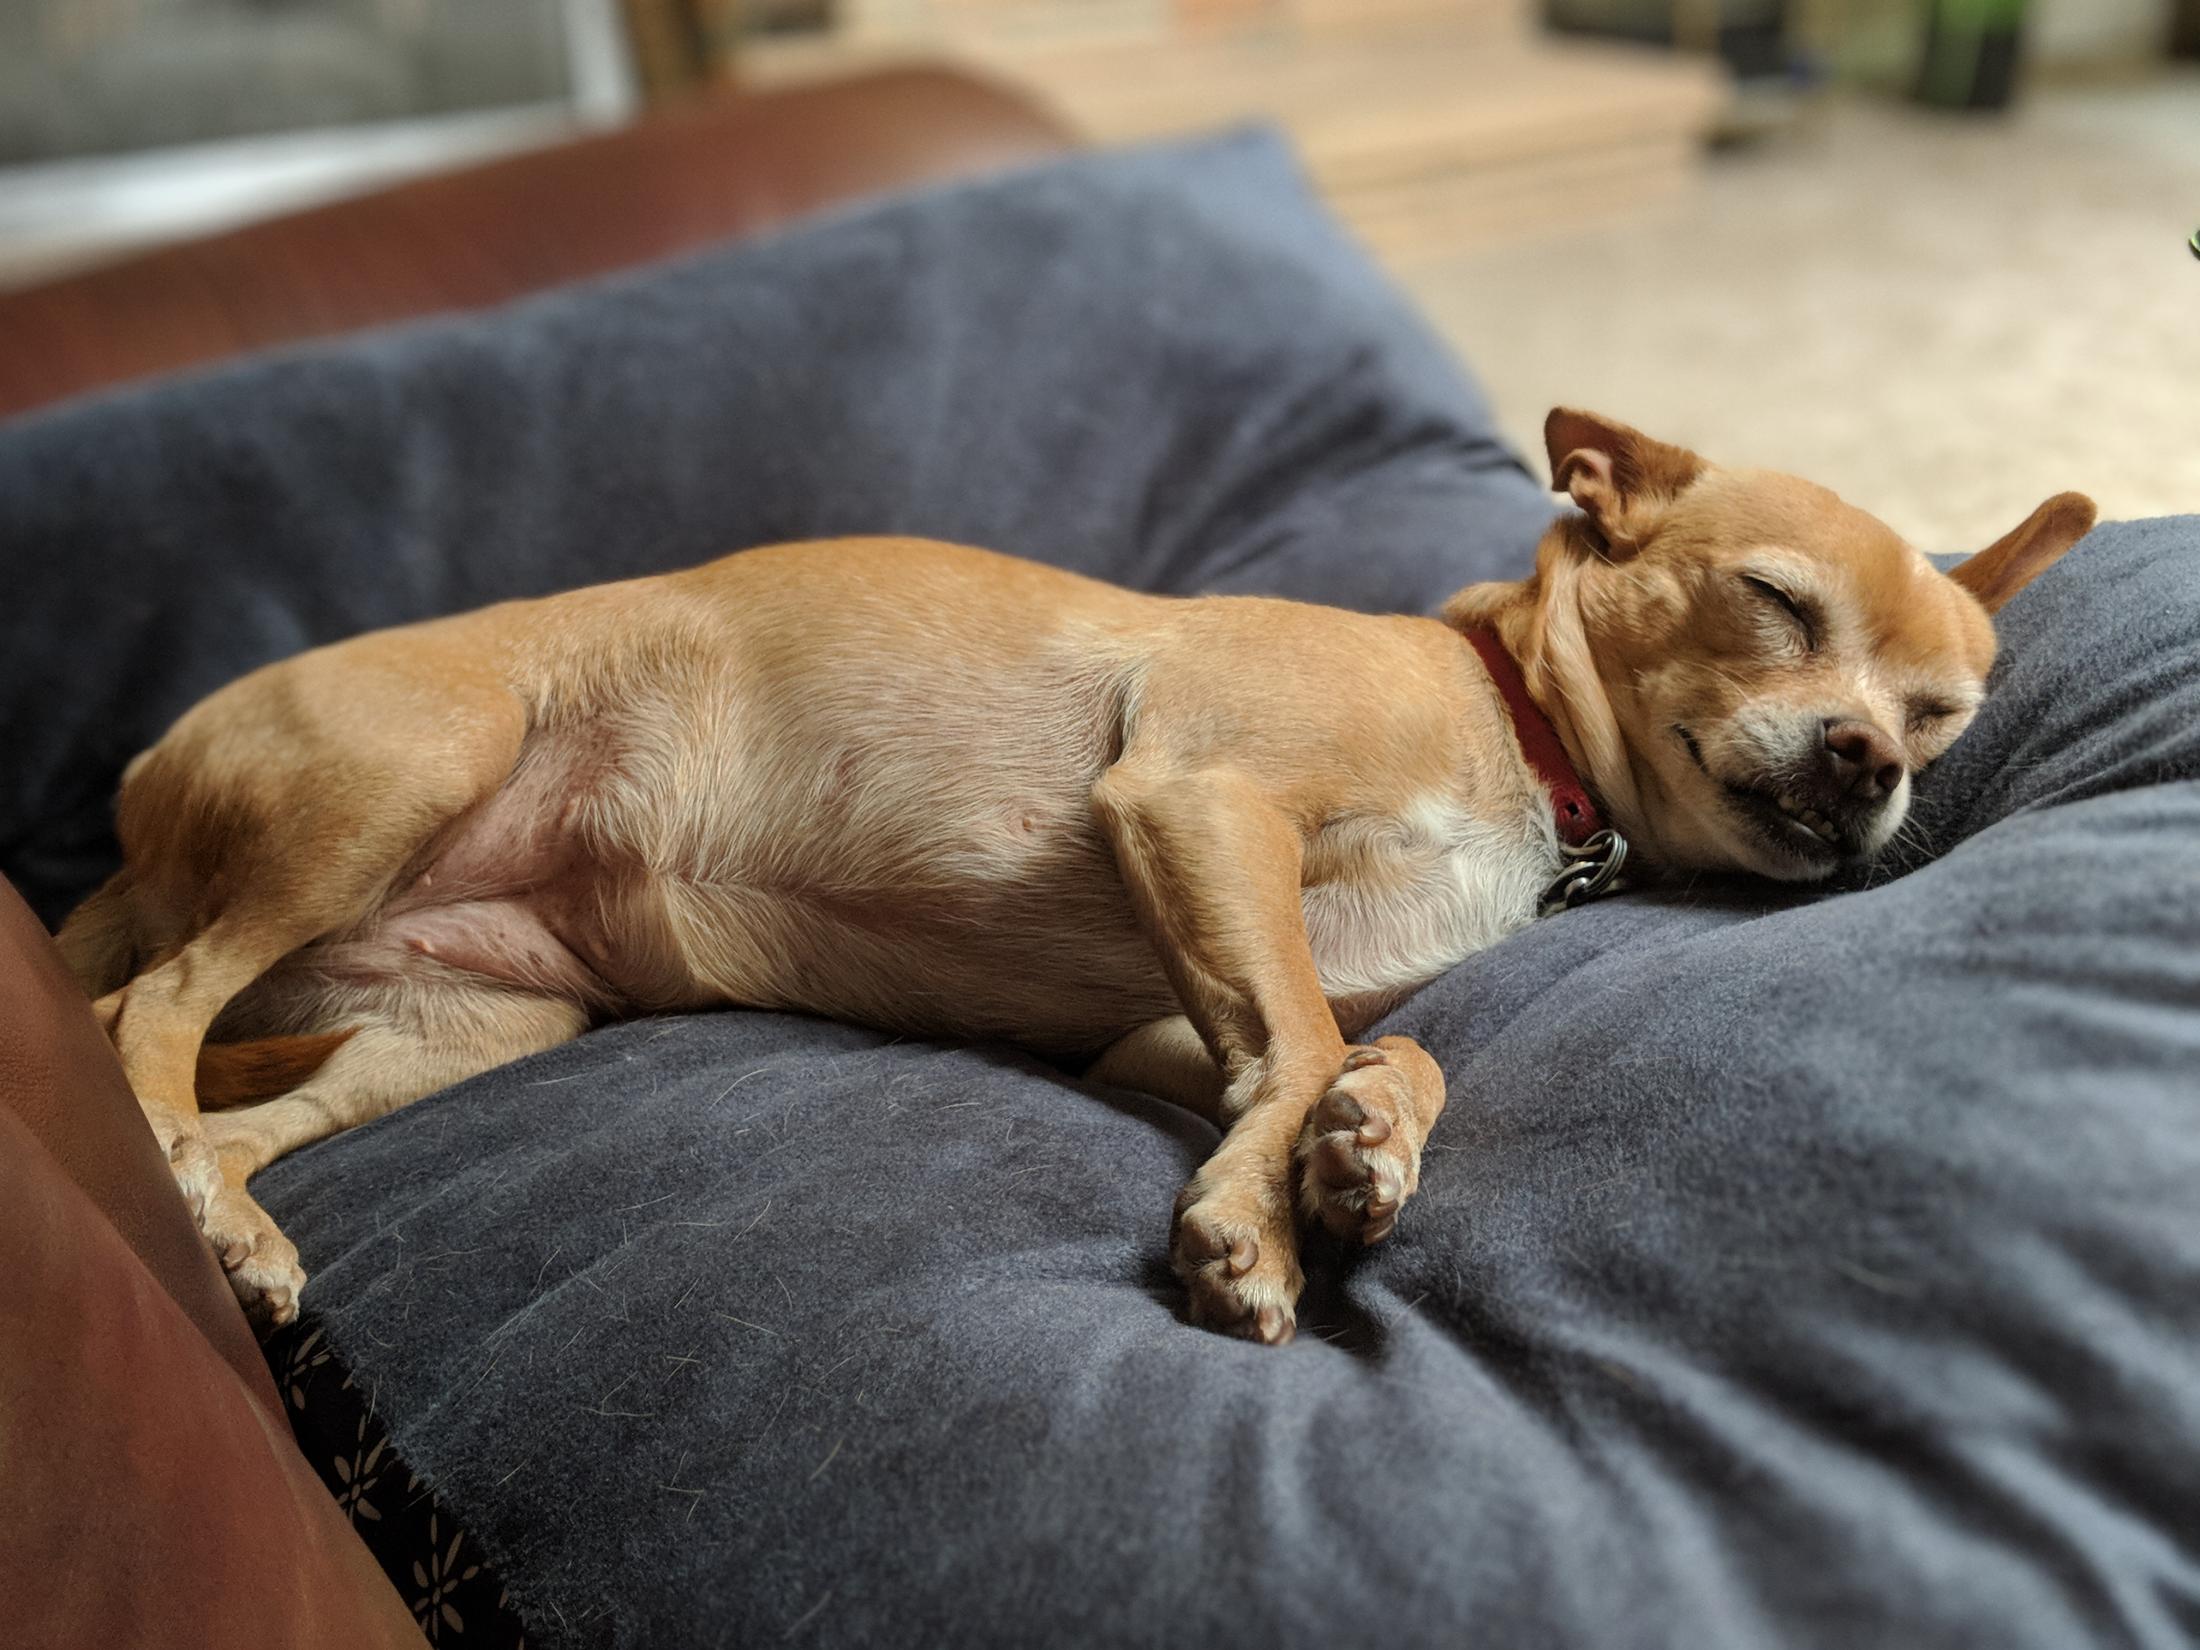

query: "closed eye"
xmin=1740 ymin=574 xmax=1818 ymax=651
xmin=1907 ymin=697 xmax=1961 ymax=730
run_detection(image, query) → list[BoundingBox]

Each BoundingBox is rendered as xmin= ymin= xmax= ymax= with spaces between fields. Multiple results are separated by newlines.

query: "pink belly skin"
xmin=305 ymin=728 xmax=629 ymax=1011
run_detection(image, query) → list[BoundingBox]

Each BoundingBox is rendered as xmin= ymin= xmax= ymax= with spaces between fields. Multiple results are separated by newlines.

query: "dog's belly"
xmin=243 ymin=733 xmax=1174 ymax=1056
xmin=624 ymin=857 xmax=1179 ymax=1055
xmin=278 ymin=742 xmax=1550 ymax=1057
xmin=473 ymin=670 xmax=1183 ymax=1054
xmin=589 ymin=775 xmax=1553 ymax=1054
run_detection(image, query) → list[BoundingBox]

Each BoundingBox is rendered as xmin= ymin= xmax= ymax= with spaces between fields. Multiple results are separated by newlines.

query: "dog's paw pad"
xmin=201 ymin=1189 xmax=306 ymax=1333
xmin=1297 ymin=1051 xmax=1422 ymax=1245
xmin=229 ymin=1256 xmax=304 ymax=1330
xmin=165 ymin=1133 xmax=221 ymax=1222
xmin=1172 ymin=1188 xmax=1300 ymax=1345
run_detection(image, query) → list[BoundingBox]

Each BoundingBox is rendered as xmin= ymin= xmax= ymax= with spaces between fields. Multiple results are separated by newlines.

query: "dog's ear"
xmin=1439 ymin=577 xmax=1522 ymax=633
xmin=1544 ymin=407 xmax=1705 ymax=558
xmin=1949 ymin=492 xmax=2096 ymax=614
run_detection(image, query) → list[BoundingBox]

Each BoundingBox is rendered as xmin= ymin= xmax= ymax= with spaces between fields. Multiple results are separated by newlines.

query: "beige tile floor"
xmin=1400 ymin=71 xmax=2200 ymax=553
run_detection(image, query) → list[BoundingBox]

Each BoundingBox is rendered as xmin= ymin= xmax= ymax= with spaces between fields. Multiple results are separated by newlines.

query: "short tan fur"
xmin=59 ymin=409 xmax=2093 ymax=1341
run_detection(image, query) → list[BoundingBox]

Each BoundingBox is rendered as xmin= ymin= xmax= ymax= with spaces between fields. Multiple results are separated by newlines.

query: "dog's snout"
xmin=1822 ymin=718 xmax=1903 ymax=802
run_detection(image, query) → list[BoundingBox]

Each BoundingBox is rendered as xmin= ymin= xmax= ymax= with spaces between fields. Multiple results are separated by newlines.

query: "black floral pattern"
xmin=268 ymin=1320 xmax=526 ymax=1648
xmin=413 ymin=1514 xmax=483 ymax=1641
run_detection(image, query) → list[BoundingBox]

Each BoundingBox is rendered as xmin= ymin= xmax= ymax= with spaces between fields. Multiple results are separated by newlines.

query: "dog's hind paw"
xmin=1295 ymin=1042 xmax=1436 ymax=1245
xmin=161 ymin=1129 xmax=223 ymax=1223
xmin=228 ymin=1252 xmax=304 ymax=1331
xmin=201 ymin=1184 xmax=306 ymax=1331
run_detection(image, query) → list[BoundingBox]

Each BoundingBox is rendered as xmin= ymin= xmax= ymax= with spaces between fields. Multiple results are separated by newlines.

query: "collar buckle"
xmin=1540 ymin=828 xmax=1629 ymax=917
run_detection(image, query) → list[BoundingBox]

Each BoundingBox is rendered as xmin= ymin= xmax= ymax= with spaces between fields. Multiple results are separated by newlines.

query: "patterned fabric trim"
xmin=267 ymin=1319 xmax=529 ymax=1648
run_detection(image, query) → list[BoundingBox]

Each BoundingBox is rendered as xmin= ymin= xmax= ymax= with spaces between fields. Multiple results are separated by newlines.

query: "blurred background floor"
xmin=1406 ymin=72 xmax=2200 ymax=549
xmin=4 ymin=0 xmax=2196 ymax=554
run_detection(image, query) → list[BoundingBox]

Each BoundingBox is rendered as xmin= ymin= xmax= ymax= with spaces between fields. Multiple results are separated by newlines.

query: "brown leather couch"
xmin=0 ymin=878 xmax=426 ymax=1647
xmin=0 ymin=69 xmax=1070 ymax=1646
xmin=0 ymin=66 xmax=1071 ymax=421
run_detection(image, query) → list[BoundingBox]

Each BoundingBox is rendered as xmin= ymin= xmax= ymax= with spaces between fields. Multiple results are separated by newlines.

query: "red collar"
xmin=1462 ymin=627 xmax=1606 ymax=848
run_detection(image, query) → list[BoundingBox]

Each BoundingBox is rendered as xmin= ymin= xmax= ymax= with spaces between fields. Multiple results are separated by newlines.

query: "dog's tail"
xmin=55 ymin=870 xmax=140 ymax=999
xmin=196 ymin=1030 xmax=357 ymax=1109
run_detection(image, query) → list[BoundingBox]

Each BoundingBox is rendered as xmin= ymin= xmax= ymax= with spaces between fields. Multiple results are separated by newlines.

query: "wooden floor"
xmin=1399 ymin=76 xmax=2200 ymax=549
xmin=744 ymin=16 xmax=1728 ymax=265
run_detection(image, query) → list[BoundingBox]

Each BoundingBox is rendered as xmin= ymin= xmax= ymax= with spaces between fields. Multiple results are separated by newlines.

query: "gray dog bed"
xmin=3 ymin=132 xmax=2195 ymax=1649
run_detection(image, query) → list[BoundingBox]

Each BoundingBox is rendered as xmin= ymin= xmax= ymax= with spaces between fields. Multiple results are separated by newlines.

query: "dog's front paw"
xmin=1172 ymin=1176 xmax=1303 ymax=1345
xmin=1295 ymin=1041 xmax=1437 ymax=1245
xmin=200 ymin=1183 xmax=306 ymax=1331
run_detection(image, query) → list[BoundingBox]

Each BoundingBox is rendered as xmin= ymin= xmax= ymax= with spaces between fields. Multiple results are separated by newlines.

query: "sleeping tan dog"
xmin=59 ymin=410 xmax=2094 ymax=1343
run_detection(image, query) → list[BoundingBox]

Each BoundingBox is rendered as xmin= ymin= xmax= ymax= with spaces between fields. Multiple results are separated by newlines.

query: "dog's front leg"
xmin=1092 ymin=761 xmax=1346 ymax=1345
xmin=1094 ymin=1014 xmax=1449 ymax=1249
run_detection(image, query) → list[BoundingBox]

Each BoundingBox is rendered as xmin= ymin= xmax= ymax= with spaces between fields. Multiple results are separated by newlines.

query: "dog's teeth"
xmin=1759 ymin=791 xmax=1838 ymax=846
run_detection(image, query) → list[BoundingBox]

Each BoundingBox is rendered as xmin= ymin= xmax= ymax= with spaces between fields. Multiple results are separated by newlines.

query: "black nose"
xmin=1822 ymin=718 xmax=1904 ymax=802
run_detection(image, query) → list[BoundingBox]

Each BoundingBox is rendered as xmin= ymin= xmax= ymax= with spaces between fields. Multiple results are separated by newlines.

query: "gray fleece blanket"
xmin=2 ymin=133 xmax=2195 ymax=1649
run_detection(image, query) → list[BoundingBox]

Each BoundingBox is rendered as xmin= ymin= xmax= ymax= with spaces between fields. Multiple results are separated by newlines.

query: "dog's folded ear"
xmin=1438 ymin=578 xmax=1520 ymax=633
xmin=1544 ymin=408 xmax=1706 ymax=559
xmin=1949 ymin=492 xmax=2097 ymax=614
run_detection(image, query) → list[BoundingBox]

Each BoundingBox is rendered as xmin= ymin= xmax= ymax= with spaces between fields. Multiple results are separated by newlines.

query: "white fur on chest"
xmin=1302 ymin=792 xmax=1558 ymax=1005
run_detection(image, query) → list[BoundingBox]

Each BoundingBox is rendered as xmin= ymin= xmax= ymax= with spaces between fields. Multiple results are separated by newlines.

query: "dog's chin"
xmin=1711 ymin=776 xmax=1907 ymax=882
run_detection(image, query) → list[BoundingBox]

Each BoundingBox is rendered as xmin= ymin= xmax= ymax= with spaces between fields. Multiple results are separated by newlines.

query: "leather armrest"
xmin=0 ymin=876 xmax=423 ymax=1645
xmin=0 ymin=876 xmax=270 ymax=1404
xmin=0 ymin=1113 xmax=425 ymax=1647
xmin=0 ymin=65 xmax=1074 ymax=421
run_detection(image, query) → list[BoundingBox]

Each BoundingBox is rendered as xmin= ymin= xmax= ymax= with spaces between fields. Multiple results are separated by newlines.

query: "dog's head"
xmin=1446 ymin=408 xmax=2096 ymax=882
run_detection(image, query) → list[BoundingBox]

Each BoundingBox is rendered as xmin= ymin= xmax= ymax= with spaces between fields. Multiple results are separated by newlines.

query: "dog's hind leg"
xmin=75 ymin=634 xmax=530 ymax=1220
xmin=198 ymin=985 xmax=587 ymax=1327
xmin=1088 ymin=1016 xmax=1227 ymax=1124
xmin=55 ymin=869 xmax=139 ymax=1002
